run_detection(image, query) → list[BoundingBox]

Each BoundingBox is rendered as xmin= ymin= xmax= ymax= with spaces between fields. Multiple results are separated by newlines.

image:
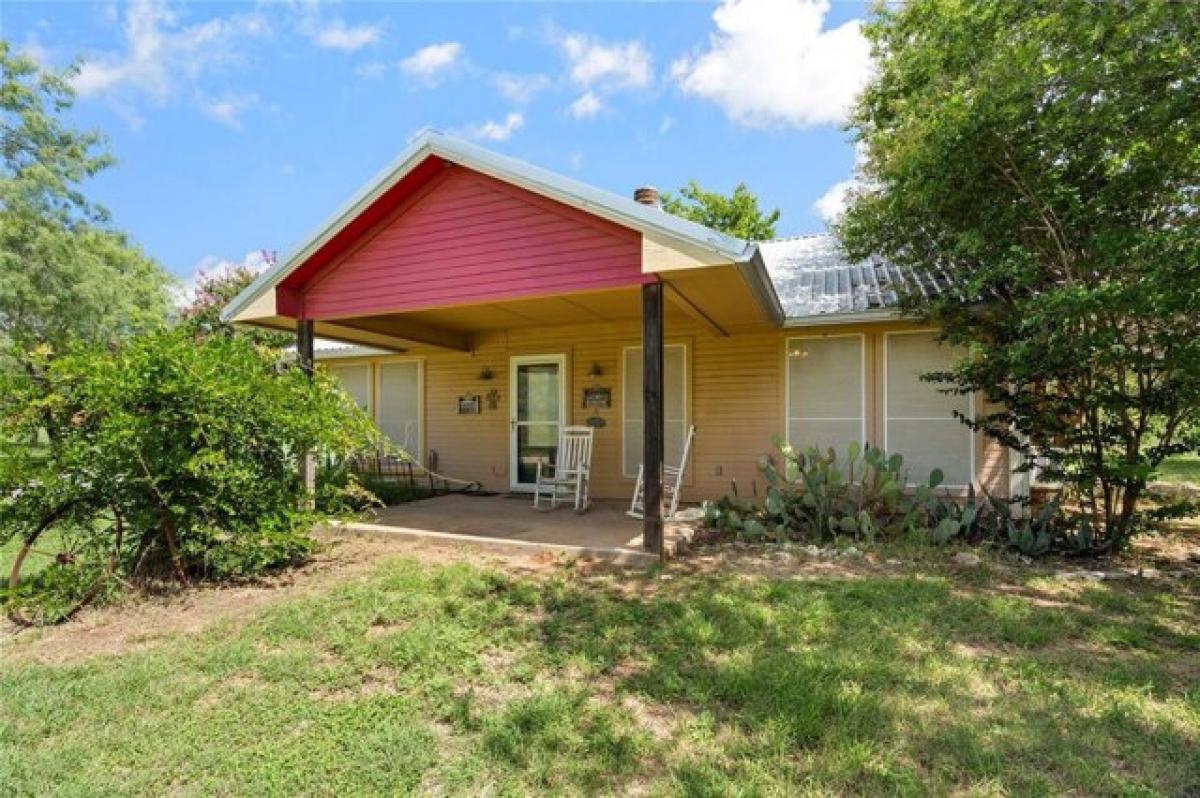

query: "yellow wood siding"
xmin=324 ymin=318 xmax=1010 ymax=503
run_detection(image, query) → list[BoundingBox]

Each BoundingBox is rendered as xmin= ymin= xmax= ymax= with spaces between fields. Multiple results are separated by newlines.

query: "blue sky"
xmin=6 ymin=0 xmax=872 ymax=286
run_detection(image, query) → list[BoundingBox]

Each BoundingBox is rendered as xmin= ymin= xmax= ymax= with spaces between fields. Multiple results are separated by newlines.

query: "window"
xmin=884 ymin=332 xmax=972 ymax=487
xmin=623 ymin=344 xmax=687 ymax=478
xmin=786 ymin=335 xmax=865 ymax=455
xmin=327 ymin=361 xmax=423 ymax=458
xmin=328 ymin=364 xmax=371 ymax=413
xmin=376 ymin=361 xmax=422 ymax=456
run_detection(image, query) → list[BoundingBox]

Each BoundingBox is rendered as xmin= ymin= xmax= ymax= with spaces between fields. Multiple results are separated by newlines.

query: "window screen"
xmin=377 ymin=361 xmax=421 ymax=456
xmin=624 ymin=345 xmax=687 ymax=478
xmin=885 ymin=333 xmax=972 ymax=486
xmin=329 ymin=364 xmax=371 ymax=413
xmin=786 ymin=336 xmax=865 ymax=456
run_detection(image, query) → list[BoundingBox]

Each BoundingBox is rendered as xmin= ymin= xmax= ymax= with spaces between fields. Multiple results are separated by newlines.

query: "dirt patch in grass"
xmin=0 ymin=533 xmax=599 ymax=667
xmin=684 ymin=518 xmax=1200 ymax=582
xmin=193 ymin=672 xmax=267 ymax=710
xmin=7 ymin=519 xmax=1196 ymax=673
xmin=309 ymin=667 xmax=400 ymax=702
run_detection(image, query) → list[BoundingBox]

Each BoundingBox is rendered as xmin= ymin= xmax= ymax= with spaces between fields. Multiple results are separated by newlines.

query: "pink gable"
xmin=297 ymin=164 xmax=646 ymax=320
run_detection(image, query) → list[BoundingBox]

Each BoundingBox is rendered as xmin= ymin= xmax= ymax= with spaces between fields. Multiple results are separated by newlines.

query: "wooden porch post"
xmin=297 ymin=319 xmax=316 ymax=499
xmin=641 ymin=282 xmax=665 ymax=560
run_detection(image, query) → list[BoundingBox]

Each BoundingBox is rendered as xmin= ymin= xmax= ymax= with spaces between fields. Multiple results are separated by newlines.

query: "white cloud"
xmin=658 ymin=115 xmax=675 ymax=135
xmin=494 ymin=72 xmax=553 ymax=104
xmin=672 ymin=0 xmax=871 ymax=129
xmin=569 ymin=150 xmax=584 ymax=171
xmin=556 ymin=31 xmax=652 ymax=91
xmin=199 ymin=93 xmax=259 ymax=130
xmin=312 ymin=20 xmax=381 ymax=52
xmin=17 ymin=38 xmax=50 ymax=66
xmin=814 ymin=142 xmax=869 ymax=223
xmin=814 ymin=179 xmax=855 ymax=223
xmin=71 ymin=0 xmax=268 ymax=124
xmin=568 ymin=91 xmax=604 ymax=120
xmin=400 ymin=42 xmax=464 ymax=83
xmin=461 ymin=112 xmax=524 ymax=142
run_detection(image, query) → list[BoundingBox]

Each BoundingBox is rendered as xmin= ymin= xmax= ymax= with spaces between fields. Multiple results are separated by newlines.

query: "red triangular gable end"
xmin=277 ymin=158 xmax=648 ymax=320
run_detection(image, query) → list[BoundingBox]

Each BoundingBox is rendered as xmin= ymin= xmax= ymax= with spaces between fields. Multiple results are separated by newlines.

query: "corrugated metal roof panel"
xmin=758 ymin=235 xmax=939 ymax=320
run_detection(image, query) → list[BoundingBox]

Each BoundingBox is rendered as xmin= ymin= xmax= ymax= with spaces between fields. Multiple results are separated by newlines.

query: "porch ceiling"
xmin=322 ymin=266 xmax=768 ymax=347
xmin=239 ymin=266 xmax=771 ymax=352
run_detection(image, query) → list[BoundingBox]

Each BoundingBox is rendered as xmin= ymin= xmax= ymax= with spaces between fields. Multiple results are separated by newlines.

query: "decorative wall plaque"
xmin=457 ymin=395 xmax=482 ymax=415
xmin=585 ymin=415 xmax=607 ymax=429
xmin=485 ymin=389 xmax=501 ymax=411
xmin=582 ymin=386 xmax=612 ymax=409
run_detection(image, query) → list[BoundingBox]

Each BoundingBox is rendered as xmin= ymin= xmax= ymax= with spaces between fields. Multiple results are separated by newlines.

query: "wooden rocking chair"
xmin=627 ymin=425 xmax=695 ymax=520
xmin=533 ymin=425 xmax=595 ymax=513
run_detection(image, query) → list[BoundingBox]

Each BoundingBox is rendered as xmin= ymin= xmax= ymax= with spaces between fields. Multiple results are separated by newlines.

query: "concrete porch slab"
xmin=324 ymin=494 xmax=692 ymax=566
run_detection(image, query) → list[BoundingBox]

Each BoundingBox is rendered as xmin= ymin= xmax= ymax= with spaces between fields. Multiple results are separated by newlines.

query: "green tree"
xmin=0 ymin=329 xmax=379 ymax=623
xmin=661 ymin=180 xmax=780 ymax=240
xmin=179 ymin=260 xmax=291 ymax=348
xmin=839 ymin=0 xmax=1200 ymax=550
xmin=0 ymin=42 xmax=171 ymax=368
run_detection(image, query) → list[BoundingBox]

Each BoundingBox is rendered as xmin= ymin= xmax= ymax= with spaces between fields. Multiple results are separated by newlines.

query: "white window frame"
xmin=882 ymin=329 xmax=975 ymax=489
xmin=621 ymin=343 xmax=689 ymax=479
xmin=374 ymin=357 xmax=425 ymax=459
xmin=784 ymin=333 xmax=867 ymax=452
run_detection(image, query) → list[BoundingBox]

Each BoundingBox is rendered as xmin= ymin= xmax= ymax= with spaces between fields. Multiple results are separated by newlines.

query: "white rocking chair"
xmin=533 ymin=425 xmax=594 ymax=513
xmin=627 ymin=425 xmax=695 ymax=520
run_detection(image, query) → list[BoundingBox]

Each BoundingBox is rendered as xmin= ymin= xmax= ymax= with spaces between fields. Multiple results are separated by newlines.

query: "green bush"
xmin=0 ymin=329 xmax=379 ymax=620
xmin=703 ymin=440 xmax=1071 ymax=557
xmin=705 ymin=441 xmax=924 ymax=544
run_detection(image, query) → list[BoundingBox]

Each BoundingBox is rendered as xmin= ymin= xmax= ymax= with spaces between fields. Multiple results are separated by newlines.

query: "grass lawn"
xmin=0 ymin=529 xmax=61 ymax=583
xmin=2 ymin=541 xmax=1198 ymax=796
xmin=1159 ymin=454 xmax=1200 ymax=485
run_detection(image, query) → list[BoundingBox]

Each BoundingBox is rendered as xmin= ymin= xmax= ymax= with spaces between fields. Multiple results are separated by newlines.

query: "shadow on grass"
xmin=2 ymin=555 xmax=1195 ymax=796
xmin=527 ymin=568 xmax=1199 ymax=794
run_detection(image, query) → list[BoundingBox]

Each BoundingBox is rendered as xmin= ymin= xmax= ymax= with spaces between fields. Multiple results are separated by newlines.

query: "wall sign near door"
xmin=457 ymin=395 xmax=482 ymax=414
xmin=582 ymin=386 xmax=612 ymax=408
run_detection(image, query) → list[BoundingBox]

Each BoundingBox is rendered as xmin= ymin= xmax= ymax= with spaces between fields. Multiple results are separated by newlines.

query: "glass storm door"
xmin=509 ymin=355 xmax=566 ymax=491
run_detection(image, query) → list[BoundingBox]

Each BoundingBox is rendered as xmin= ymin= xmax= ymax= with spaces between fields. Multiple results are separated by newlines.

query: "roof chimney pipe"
xmin=633 ymin=186 xmax=660 ymax=208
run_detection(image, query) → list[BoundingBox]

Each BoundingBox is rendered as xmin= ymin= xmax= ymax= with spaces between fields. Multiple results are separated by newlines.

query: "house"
xmin=222 ymin=131 xmax=1013 ymax=551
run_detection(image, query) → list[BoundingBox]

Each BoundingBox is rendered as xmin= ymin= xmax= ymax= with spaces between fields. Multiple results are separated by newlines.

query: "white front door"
xmin=509 ymin=354 xmax=566 ymax=491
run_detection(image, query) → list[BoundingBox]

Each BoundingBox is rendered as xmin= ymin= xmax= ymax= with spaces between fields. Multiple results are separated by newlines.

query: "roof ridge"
xmin=761 ymin=233 xmax=835 ymax=244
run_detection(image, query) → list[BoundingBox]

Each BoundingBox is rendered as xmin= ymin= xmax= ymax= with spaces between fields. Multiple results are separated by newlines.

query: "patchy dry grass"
xmin=1 ymin=532 xmax=1197 ymax=796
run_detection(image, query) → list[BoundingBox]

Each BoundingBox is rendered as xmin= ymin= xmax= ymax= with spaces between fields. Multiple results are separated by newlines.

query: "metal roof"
xmin=221 ymin=130 xmax=756 ymax=323
xmin=758 ymin=235 xmax=946 ymax=323
xmin=312 ymin=339 xmax=388 ymax=359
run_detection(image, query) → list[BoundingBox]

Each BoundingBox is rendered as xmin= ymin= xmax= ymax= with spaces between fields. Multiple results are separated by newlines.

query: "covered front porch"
xmin=329 ymin=493 xmax=698 ymax=565
xmin=221 ymin=132 xmax=781 ymax=559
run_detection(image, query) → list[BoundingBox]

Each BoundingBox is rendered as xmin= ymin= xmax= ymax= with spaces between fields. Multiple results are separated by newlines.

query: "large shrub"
xmin=705 ymin=441 xmax=1060 ymax=557
xmin=839 ymin=0 xmax=1200 ymax=550
xmin=0 ymin=329 xmax=378 ymax=621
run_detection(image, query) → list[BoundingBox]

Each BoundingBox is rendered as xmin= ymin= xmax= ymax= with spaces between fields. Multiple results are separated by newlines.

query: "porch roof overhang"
xmin=246 ymin=265 xmax=773 ymax=356
xmin=220 ymin=131 xmax=779 ymax=339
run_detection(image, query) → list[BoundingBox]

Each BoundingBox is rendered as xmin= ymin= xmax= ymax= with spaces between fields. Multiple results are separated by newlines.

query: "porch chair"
xmin=533 ymin=425 xmax=595 ymax=513
xmin=627 ymin=425 xmax=696 ymax=520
